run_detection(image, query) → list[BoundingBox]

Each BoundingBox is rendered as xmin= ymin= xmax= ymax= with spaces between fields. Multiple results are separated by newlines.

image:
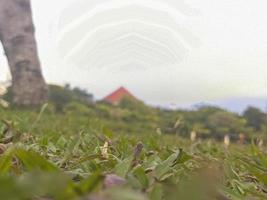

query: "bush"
xmin=48 ymin=85 xmax=73 ymax=112
xmin=63 ymin=102 xmax=93 ymax=115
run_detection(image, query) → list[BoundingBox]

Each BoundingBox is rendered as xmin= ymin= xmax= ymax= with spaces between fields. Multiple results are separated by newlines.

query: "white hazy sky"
xmin=1 ymin=0 xmax=267 ymax=107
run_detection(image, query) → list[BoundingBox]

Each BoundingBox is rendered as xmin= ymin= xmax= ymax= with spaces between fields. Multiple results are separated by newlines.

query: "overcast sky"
xmin=1 ymin=0 xmax=267 ymax=107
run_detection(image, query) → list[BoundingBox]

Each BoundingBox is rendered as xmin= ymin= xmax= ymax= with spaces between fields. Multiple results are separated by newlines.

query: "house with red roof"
xmin=103 ymin=86 xmax=137 ymax=105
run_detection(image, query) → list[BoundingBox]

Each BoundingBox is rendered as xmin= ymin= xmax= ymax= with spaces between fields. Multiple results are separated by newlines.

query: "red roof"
xmin=103 ymin=86 xmax=135 ymax=104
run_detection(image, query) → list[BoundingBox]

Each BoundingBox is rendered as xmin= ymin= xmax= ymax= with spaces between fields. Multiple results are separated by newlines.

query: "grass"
xmin=0 ymin=105 xmax=266 ymax=200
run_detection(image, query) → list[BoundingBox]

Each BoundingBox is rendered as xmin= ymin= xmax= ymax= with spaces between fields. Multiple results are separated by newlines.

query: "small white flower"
xmin=224 ymin=135 xmax=230 ymax=147
xmin=156 ymin=128 xmax=162 ymax=135
xmin=174 ymin=119 xmax=181 ymax=129
xmin=190 ymin=131 xmax=197 ymax=142
xmin=100 ymin=141 xmax=109 ymax=159
xmin=0 ymin=85 xmax=8 ymax=108
xmin=0 ymin=86 xmax=7 ymax=96
xmin=0 ymin=99 xmax=8 ymax=108
xmin=258 ymin=139 xmax=263 ymax=147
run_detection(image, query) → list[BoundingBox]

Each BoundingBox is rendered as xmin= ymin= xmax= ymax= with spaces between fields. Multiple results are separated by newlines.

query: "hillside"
xmin=4 ymin=84 xmax=266 ymax=142
xmin=0 ymin=101 xmax=267 ymax=199
xmin=0 ymin=85 xmax=266 ymax=199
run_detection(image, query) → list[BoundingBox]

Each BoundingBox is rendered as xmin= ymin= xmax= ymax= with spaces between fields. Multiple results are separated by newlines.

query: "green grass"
xmin=0 ymin=106 xmax=266 ymax=200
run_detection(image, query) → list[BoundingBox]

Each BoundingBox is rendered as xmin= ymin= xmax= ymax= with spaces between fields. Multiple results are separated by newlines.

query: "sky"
xmin=1 ymin=0 xmax=267 ymax=108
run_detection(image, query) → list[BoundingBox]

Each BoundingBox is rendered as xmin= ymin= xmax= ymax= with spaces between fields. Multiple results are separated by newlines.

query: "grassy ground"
xmin=0 ymin=106 xmax=266 ymax=200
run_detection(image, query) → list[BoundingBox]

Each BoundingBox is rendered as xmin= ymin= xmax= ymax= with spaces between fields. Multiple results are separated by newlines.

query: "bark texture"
xmin=0 ymin=0 xmax=48 ymax=106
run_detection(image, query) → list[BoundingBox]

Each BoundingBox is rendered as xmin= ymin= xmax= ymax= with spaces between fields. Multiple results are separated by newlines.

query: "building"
xmin=103 ymin=86 xmax=136 ymax=105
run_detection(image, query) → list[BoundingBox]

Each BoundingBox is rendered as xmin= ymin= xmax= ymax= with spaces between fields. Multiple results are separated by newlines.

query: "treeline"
xmin=159 ymin=106 xmax=267 ymax=142
xmin=47 ymin=85 xmax=267 ymax=142
xmin=4 ymin=84 xmax=266 ymax=142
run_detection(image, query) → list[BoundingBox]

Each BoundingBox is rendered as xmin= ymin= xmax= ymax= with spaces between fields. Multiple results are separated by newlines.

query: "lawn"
xmin=0 ymin=105 xmax=266 ymax=200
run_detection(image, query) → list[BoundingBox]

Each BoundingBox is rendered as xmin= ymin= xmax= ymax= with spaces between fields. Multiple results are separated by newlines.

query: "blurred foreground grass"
xmin=0 ymin=106 xmax=266 ymax=200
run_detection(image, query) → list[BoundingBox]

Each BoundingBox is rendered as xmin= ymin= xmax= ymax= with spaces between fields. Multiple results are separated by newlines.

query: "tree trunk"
xmin=0 ymin=0 xmax=48 ymax=106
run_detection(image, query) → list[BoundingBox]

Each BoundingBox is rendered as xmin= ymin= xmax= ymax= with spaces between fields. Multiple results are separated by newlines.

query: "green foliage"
xmin=41 ymin=85 xmax=267 ymax=140
xmin=0 ymin=115 xmax=267 ymax=200
xmin=1 ymin=85 xmax=267 ymax=199
xmin=0 ymin=108 xmax=266 ymax=199
xmin=207 ymin=111 xmax=246 ymax=137
xmin=64 ymin=102 xmax=93 ymax=116
xmin=48 ymin=85 xmax=94 ymax=112
xmin=48 ymin=85 xmax=73 ymax=112
xmin=243 ymin=106 xmax=267 ymax=131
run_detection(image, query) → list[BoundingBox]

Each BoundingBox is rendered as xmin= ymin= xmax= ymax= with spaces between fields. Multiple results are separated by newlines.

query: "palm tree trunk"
xmin=0 ymin=0 xmax=48 ymax=106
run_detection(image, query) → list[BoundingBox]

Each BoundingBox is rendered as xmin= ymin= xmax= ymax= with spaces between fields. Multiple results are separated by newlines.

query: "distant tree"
xmin=72 ymin=87 xmax=94 ymax=103
xmin=207 ymin=111 xmax=246 ymax=138
xmin=119 ymin=97 xmax=148 ymax=113
xmin=48 ymin=85 xmax=72 ymax=111
xmin=64 ymin=83 xmax=71 ymax=90
xmin=243 ymin=106 xmax=267 ymax=131
xmin=192 ymin=122 xmax=211 ymax=138
xmin=183 ymin=106 xmax=224 ymax=125
xmin=48 ymin=85 xmax=94 ymax=112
